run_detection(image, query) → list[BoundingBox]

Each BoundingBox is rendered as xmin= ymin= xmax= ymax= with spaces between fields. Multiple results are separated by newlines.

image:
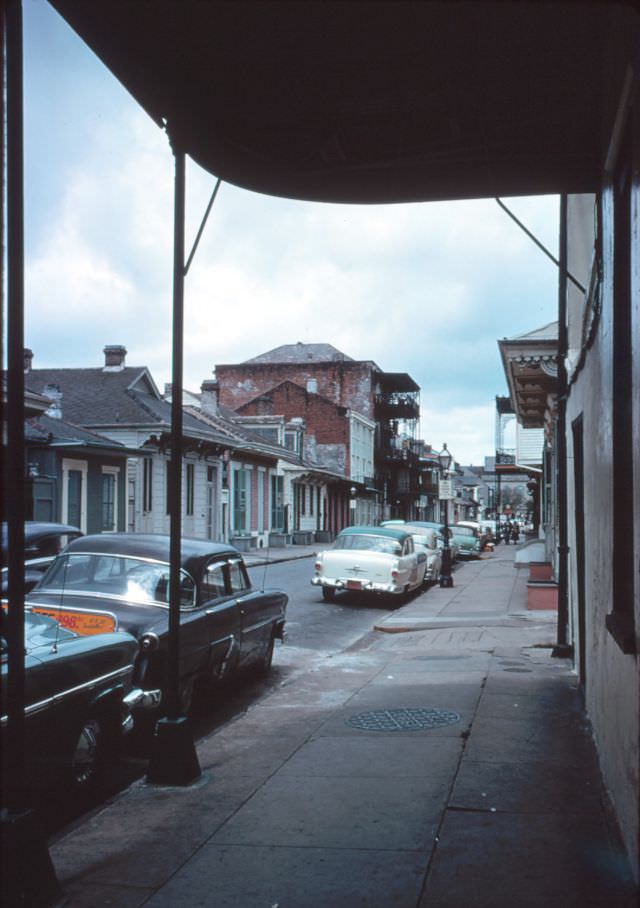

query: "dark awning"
xmin=48 ymin=1 xmax=627 ymax=205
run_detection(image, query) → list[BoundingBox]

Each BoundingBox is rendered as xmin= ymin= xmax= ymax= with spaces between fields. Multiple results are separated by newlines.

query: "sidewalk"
xmin=50 ymin=547 xmax=637 ymax=907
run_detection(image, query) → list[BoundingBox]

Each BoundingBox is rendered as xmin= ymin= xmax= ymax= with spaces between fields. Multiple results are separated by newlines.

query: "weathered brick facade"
xmin=217 ymin=360 xmax=377 ymax=420
xmin=236 ymin=380 xmax=350 ymax=476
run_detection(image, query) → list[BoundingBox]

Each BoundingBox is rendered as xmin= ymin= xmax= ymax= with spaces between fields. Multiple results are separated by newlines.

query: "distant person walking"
xmin=511 ymin=522 xmax=520 ymax=544
xmin=504 ymin=520 xmax=512 ymax=544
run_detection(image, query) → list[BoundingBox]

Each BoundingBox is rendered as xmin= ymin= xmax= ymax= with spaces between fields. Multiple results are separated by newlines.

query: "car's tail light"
xmin=391 ymin=569 xmax=399 ymax=579
xmin=314 ymin=561 xmax=322 ymax=571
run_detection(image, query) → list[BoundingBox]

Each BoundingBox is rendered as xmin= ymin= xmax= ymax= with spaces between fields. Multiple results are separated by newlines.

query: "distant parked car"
xmin=1 ymin=521 xmax=82 ymax=595
xmin=27 ymin=534 xmax=288 ymax=717
xmin=312 ymin=525 xmax=424 ymax=604
xmin=451 ymin=524 xmax=482 ymax=558
xmin=401 ymin=525 xmax=442 ymax=584
xmin=456 ymin=520 xmax=491 ymax=550
xmin=381 ymin=520 xmax=461 ymax=561
xmin=0 ymin=609 xmax=156 ymax=794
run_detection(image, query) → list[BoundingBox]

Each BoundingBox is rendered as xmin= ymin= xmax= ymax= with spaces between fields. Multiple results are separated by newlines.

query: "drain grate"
xmin=346 ymin=707 xmax=460 ymax=732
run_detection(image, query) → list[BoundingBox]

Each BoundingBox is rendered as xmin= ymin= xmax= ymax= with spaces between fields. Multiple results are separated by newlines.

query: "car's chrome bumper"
xmin=121 ymin=686 xmax=163 ymax=732
xmin=311 ymin=577 xmax=401 ymax=594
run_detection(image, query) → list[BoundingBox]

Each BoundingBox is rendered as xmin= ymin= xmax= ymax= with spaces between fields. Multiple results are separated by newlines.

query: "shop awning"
xmin=49 ymin=1 xmax=622 ymax=204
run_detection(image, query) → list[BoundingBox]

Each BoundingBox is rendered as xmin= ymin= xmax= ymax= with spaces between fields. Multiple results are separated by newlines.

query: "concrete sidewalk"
xmin=50 ymin=547 xmax=637 ymax=907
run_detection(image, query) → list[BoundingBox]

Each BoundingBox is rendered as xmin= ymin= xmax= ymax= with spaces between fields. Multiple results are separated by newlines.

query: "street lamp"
xmin=438 ymin=443 xmax=454 ymax=588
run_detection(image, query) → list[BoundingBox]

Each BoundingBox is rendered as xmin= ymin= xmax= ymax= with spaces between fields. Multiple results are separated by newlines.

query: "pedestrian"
xmin=504 ymin=520 xmax=512 ymax=544
xmin=511 ymin=522 xmax=520 ymax=544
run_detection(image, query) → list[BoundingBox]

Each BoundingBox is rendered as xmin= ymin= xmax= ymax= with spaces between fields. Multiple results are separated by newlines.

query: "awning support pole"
xmin=1 ymin=2 xmax=60 ymax=903
xmin=184 ymin=177 xmax=221 ymax=276
xmin=553 ymin=194 xmax=572 ymax=658
xmin=146 ymin=145 xmax=201 ymax=786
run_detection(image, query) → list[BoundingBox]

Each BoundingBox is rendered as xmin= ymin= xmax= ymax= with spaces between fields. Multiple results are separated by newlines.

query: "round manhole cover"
xmin=346 ymin=707 xmax=460 ymax=732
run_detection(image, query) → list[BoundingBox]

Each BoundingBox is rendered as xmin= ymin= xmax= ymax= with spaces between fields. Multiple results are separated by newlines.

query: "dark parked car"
xmin=27 ymin=534 xmax=288 ymax=716
xmin=1 ymin=521 xmax=82 ymax=595
xmin=0 ymin=609 xmax=156 ymax=795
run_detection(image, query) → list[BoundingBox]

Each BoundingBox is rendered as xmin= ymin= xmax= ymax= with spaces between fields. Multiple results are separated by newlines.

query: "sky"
xmin=21 ymin=1 xmax=559 ymax=464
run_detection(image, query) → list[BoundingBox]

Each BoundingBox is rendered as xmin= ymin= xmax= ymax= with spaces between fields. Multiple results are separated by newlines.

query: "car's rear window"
xmin=37 ymin=553 xmax=195 ymax=609
xmin=333 ymin=534 xmax=402 ymax=555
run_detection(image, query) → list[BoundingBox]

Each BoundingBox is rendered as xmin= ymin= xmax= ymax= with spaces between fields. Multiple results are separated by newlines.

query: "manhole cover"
xmin=346 ymin=707 xmax=460 ymax=732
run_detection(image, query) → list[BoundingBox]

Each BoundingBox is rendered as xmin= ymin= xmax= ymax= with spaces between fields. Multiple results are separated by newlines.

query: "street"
xmin=45 ymin=554 xmax=414 ymax=840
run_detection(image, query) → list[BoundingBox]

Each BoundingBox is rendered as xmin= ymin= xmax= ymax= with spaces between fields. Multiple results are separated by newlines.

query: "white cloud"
xmin=420 ymin=403 xmax=496 ymax=466
xmin=24 ymin=2 xmax=559 ymax=465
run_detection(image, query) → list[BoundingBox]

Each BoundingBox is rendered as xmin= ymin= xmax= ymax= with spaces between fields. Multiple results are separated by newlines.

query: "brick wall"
xmin=237 ymin=380 xmax=350 ymax=474
xmin=217 ymin=361 xmax=375 ymax=419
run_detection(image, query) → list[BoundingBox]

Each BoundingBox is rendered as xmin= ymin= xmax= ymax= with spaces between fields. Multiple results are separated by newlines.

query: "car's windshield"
xmin=333 ymin=534 xmax=402 ymax=555
xmin=411 ymin=534 xmax=432 ymax=547
xmin=453 ymin=526 xmax=475 ymax=537
xmin=36 ymin=553 xmax=195 ymax=609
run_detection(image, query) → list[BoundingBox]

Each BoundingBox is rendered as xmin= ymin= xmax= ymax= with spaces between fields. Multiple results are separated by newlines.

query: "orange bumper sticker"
xmin=29 ymin=606 xmax=118 ymax=636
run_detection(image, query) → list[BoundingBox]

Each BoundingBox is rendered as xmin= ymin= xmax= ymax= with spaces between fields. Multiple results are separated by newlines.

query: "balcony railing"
xmin=376 ymin=446 xmax=420 ymax=464
xmin=375 ymin=395 xmax=420 ymax=420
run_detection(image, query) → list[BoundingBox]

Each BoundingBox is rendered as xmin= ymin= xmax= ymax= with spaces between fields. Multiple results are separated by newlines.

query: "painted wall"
xmin=565 ymin=131 xmax=640 ymax=879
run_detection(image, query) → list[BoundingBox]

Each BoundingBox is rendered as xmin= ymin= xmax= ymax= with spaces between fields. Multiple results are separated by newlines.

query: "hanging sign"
xmin=438 ymin=479 xmax=454 ymax=499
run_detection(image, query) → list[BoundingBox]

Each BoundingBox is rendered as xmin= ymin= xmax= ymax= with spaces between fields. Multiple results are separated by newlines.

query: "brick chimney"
xmin=103 ymin=344 xmax=127 ymax=371
xmin=24 ymin=348 xmax=33 ymax=372
xmin=200 ymin=379 xmax=219 ymax=415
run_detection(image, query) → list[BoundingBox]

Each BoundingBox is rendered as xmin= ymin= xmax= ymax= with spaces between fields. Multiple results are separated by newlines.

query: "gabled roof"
xmin=26 ymin=367 xmax=230 ymax=443
xmin=26 ymin=367 xmax=162 ymax=427
xmin=509 ymin=322 xmax=559 ymax=343
xmin=242 ymin=343 xmax=353 ymax=365
xmin=25 ymin=413 xmax=138 ymax=455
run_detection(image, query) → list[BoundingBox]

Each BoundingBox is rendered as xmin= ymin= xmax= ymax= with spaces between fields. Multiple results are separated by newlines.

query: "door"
xmin=62 ymin=458 xmax=87 ymax=532
xmin=228 ymin=556 xmax=275 ymax=667
xmin=201 ymin=558 xmax=242 ymax=678
xmin=271 ymin=475 xmax=284 ymax=531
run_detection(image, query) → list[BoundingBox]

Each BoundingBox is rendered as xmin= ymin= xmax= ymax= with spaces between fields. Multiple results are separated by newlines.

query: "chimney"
xmin=103 ymin=344 xmax=127 ymax=371
xmin=200 ymin=379 xmax=219 ymax=415
xmin=43 ymin=383 xmax=63 ymax=419
xmin=24 ymin=348 xmax=33 ymax=372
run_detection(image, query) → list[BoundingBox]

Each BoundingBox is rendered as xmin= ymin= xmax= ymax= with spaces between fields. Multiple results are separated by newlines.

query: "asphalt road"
xmin=248 ymin=557 xmax=399 ymax=675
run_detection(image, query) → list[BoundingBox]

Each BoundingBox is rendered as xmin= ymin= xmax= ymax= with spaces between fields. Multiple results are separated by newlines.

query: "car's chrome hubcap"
xmin=72 ymin=719 xmax=100 ymax=785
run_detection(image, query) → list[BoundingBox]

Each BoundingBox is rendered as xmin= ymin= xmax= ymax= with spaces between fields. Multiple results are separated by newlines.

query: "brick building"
xmin=215 ymin=343 xmax=421 ymax=523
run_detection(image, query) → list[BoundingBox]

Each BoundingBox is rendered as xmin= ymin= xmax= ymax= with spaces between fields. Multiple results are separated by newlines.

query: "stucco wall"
xmin=565 ymin=188 xmax=639 ymax=879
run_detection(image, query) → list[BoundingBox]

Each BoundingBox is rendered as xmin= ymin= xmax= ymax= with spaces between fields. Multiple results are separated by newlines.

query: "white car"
xmin=402 ymin=525 xmax=442 ymax=585
xmin=312 ymin=525 xmax=424 ymax=603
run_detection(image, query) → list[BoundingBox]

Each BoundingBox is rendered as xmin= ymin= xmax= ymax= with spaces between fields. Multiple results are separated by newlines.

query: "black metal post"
xmin=146 ymin=145 xmax=200 ymax=785
xmin=1 ymin=3 xmax=60 ymax=903
xmin=439 ymin=494 xmax=453 ymax=587
xmin=554 ymin=193 xmax=572 ymax=658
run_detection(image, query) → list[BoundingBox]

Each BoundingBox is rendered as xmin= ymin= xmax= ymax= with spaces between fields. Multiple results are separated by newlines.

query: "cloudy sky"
xmin=23 ymin=1 xmax=558 ymax=463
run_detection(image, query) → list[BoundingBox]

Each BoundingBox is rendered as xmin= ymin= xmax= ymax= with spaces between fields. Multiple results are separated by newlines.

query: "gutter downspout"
xmin=554 ymin=194 xmax=572 ymax=658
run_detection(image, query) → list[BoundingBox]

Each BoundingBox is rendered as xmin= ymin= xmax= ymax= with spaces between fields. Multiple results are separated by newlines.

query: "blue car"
xmin=1 ymin=609 xmax=156 ymax=795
